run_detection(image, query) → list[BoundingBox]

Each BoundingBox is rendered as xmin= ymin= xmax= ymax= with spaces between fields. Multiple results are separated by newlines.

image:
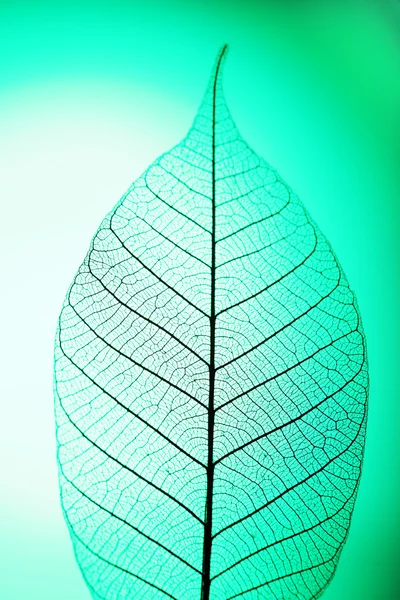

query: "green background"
xmin=0 ymin=1 xmax=399 ymax=598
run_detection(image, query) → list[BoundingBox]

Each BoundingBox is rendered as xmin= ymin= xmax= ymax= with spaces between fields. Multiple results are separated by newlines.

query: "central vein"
xmin=201 ymin=44 xmax=227 ymax=600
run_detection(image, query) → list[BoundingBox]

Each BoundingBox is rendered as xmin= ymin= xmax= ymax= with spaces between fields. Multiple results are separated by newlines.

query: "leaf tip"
xmin=213 ymin=43 xmax=229 ymax=87
xmin=199 ymin=44 xmax=229 ymax=111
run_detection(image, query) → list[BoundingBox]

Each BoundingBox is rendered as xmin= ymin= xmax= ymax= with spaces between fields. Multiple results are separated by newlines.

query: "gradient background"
xmin=1 ymin=1 xmax=399 ymax=599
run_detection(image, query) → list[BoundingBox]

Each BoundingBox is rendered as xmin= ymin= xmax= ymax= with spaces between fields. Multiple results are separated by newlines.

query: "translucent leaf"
xmin=54 ymin=45 xmax=368 ymax=600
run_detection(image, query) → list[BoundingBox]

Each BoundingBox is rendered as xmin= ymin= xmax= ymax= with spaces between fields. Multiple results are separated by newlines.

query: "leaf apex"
xmin=211 ymin=44 xmax=229 ymax=88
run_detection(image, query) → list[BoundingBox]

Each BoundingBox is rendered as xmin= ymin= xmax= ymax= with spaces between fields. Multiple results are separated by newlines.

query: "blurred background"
xmin=0 ymin=1 xmax=399 ymax=598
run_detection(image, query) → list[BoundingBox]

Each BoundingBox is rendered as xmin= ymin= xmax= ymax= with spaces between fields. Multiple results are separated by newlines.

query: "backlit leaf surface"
xmin=54 ymin=46 xmax=368 ymax=600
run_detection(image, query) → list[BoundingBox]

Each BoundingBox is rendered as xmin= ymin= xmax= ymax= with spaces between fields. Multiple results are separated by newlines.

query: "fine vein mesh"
xmin=54 ymin=46 xmax=368 ymax=600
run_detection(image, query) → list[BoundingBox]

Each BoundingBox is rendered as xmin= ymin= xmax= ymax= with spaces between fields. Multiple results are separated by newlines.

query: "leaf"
xmin=54 ymin=45 xmax=368 ymax=600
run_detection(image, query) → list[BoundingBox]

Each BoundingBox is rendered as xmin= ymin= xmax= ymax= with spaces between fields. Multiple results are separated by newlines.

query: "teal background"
xmin=0 ymin=1 xmax=398 ymax=599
